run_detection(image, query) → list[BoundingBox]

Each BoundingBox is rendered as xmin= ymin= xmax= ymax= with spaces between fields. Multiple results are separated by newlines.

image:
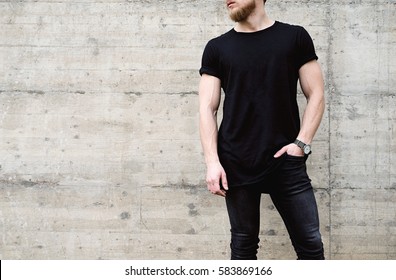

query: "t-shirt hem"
xmin=298 ymin=55 xmax=318 ymax=70
xmin=199 ymin=67 xmax=221 ymax=79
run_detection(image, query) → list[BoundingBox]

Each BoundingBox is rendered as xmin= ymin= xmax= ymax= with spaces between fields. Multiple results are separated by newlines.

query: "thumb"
xmin=274 ymin=146 xmax=287 ymax=158
xmin=221 ymin=171 xmax=229 ymax=190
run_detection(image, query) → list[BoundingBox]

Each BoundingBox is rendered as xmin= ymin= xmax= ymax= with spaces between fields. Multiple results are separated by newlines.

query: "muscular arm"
xmin=199 ymin=74 xmax=228 ymax=196
xmin=297 ymin=60 xmax=325 ymax=144
xmin=274 ymin=60 xmax=325 ymax=157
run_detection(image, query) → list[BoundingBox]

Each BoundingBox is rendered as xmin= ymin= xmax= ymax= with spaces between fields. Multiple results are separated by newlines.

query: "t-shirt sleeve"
xmin=296 ymin=27 xmax=318 ymax=69
xmin=199 ymin=40 xmax=221 ymax=78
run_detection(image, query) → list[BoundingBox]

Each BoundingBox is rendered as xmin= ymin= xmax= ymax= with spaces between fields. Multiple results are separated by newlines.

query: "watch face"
xmin=304 ymin=145 xmax=311 ymax=154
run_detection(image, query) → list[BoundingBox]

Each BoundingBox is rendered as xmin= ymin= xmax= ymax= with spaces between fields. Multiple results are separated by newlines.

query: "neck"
xmin=234 ymin=5 xmax=274 ymax=33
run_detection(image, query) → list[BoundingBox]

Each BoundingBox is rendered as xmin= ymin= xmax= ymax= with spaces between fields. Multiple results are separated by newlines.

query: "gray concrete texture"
xmin=0 ymin=0 xmax=395 ymax=259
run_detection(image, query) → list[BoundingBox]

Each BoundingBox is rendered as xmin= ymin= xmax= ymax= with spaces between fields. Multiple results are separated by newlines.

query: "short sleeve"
xmin=296 ymin=27 xmax=318 ymax=69
xmin=199 ymin=40 xmax=221 ymax=78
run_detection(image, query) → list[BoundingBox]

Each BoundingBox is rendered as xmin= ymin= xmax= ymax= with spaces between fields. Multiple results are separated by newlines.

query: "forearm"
xmin=199 ymin=107 xmax=220 ymax=164
xmin=297 ymin=92 xmax=325 ymax=144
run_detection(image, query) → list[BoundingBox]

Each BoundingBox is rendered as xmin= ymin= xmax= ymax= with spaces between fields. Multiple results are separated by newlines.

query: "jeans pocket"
xmin=282 ymin=154 xmax=309 ymax=171
xmin=285 ymin=153 xmax=306 ymax=161
xmin=277 ymin=154 xmax=311 ymax=192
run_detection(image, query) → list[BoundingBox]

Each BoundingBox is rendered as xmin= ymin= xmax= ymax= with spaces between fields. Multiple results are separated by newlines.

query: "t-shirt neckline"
xmin=232 ymin=20 xmax=278 ymax=35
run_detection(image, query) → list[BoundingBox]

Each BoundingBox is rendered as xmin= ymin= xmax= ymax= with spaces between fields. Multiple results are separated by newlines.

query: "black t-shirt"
xmin=199 ymin=21 xmax=318 ymax=187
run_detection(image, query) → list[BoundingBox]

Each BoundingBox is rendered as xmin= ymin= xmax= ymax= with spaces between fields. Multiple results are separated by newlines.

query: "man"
xmin=198 ymin=0 xmax=325 ymax=260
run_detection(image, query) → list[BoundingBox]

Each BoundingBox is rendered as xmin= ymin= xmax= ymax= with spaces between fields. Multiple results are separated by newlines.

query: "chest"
xmin=219 ymin=35 xmax=297 ymax=72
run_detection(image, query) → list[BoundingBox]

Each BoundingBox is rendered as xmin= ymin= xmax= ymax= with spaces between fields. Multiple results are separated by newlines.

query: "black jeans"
xmin=225 ymin=155 xmax=324 ymax=260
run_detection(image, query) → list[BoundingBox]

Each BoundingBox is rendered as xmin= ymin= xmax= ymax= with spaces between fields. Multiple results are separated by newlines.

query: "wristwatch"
xmin=294 ymin=139 xmax=312 ymax=155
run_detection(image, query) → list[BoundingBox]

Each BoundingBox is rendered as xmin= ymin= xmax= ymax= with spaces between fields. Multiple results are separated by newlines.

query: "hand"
xmin=273 ymin=143 xmax=304 ymax=158
xmin=205 ymin=161 xmax=228 ymax=197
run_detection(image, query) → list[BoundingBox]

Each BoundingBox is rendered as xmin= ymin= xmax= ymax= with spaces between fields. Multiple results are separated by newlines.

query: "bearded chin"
xmin=229 ymin=0 xmax=256 ymax=22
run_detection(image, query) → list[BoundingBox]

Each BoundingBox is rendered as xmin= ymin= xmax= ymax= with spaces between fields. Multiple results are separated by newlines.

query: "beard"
xmin=229 ymin=0 xmax=257 ymax=22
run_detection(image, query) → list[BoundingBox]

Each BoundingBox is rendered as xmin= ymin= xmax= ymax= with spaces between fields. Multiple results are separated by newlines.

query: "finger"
xmin=274 ymin=146 xmax=287 ymax=158
xmin=221 ymin=172 xmax=229 ymax=190
xmin=208 ymin=182 xmax=225 ymax=197
xmin=215 ymin=189 xmax=226 ymax=197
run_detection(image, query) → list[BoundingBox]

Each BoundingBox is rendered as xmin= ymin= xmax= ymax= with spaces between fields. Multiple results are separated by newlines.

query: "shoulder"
xmin=275 ymin=21 xmax=307 ymax=34
xmin=275 ymin=21 xmax=315 ymax=46
xmin=205 ymin=29 xmax=235 ymax=48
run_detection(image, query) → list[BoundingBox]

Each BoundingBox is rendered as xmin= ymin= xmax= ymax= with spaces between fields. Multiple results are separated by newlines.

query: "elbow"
xmin=319 ymin=92 xmax=325 ymax=111
xmin=307 ymin=89 xmax=325 ymax=106
xmin=306 ymin=90 xmax=325 ymax=115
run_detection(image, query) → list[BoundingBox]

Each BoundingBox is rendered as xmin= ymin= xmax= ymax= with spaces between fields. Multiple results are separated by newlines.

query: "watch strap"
xmin=294 ymin=139 xmax=306 ymax=149
xmin=294 ymin=139 xmax=312 ymax=155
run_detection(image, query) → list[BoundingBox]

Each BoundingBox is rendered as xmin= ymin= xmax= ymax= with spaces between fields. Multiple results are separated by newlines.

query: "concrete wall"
xmin=0 ymin=0 xmax=395 ymax=259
